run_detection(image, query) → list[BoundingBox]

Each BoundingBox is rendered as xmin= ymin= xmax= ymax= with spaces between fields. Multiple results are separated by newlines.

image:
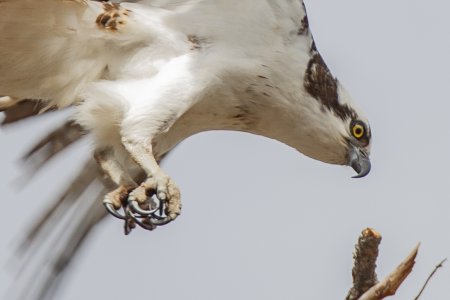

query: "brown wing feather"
xmin=2 ymin=95 xmax=158 ymax=300
xmin=17 ymin=159 xmax=101 ymax=253
xmin=1 ymin=99 xmax=110 ymax=300
xmin=0 ymin=0 xmax=147 ymax=298
xmin=12 ymin=183 xmax=109 ymax=300
xmin=23 ymin=120 xmax=85 ymax=171
xmin=1 ymin=100 xmax=47 ymax=124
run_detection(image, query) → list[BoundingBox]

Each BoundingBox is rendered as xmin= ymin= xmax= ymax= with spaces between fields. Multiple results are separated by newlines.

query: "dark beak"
xmin=348 ymin=147 xmax=371 ymax=178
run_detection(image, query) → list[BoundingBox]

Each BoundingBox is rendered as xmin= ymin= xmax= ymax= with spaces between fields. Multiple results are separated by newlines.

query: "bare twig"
xmin=346 ymin=228 xmax=382 ymax=300
xmin=414 ymin=258 xmax=447 ymax=300
xmin=358 ymin=243 xmax=420 ymax=300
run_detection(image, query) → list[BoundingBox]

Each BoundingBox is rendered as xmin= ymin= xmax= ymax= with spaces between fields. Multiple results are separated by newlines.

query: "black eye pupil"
xmin=351 ymin=121 xmax=366 ymax=139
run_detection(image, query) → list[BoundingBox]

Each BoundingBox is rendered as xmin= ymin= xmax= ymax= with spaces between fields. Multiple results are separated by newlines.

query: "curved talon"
xmin=127 ymin=210 xmax=156 ymax=231
xmin=148 ymin=216 xmax=173 ymax=226
xmin=128 ymin=199 xmax=159 ymax=216
xmin=159 ymin=200 xmax=164 ymax=216
xmin=123 ymin=206 xmax=137 ymax=235
xmin=103 ymin=202 xmax=126 ymax=220
xmin=150 ymin=213 xmax=166 ymax=221
xmin=124 ymin=219 xmax=132 ymax=235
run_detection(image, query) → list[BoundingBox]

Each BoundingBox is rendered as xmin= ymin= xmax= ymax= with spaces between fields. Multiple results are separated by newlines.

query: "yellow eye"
xmin=352 ymin=123 xmax=365 ymax=139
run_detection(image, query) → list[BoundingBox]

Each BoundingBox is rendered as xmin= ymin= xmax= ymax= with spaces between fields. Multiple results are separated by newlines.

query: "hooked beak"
xmin=348 ymin=146 xmax=371 ymax=178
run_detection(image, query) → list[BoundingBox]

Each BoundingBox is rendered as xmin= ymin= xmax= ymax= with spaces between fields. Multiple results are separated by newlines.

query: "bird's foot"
xmin=103 ymin=185 xmax=161 ymax=234
xmin=103 ymin=174 xmax=181 ymax=234
xmin=103 ymin=185 xmax=135 ymax=220
xmin=126 ymin=173 xmax=181 ymax=231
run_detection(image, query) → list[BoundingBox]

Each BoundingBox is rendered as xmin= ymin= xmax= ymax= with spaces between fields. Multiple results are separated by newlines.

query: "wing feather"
xmin=23 ymin=120 xmax=85 ymax=172
xmin=0 ymin=0 xmax=296 ymax=298
xmin=0 ymin=0 xmax=157 ymax=108
xmin=0 ymin=99 xmax=48 ymax=124
xmin=17 ymin=160 xmax=101 ymax=254
xmin=1 ymin=100 xmax=109 ymax=299
xmin=2 ymin=98 xmax=152 ymax=299
xmin=0 ymin=0 xmax=169 ymax=299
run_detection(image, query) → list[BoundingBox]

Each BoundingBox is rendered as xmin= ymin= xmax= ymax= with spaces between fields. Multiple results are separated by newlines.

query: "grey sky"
xmin=1 ymin=0 xmax=450 ymax=299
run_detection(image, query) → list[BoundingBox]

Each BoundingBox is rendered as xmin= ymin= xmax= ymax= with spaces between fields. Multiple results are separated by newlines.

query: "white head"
xmin=282 ymin=4 xmax=372 ymax=178
xmin=291 ymin=50 xmax=372 ymax=177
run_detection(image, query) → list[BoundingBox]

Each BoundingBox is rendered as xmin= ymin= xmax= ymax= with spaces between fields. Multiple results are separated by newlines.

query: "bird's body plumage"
xmin=0 ymin=1 xmax=372 ymax=298
xmin=0 ymin=0 xmax=369 ymax=164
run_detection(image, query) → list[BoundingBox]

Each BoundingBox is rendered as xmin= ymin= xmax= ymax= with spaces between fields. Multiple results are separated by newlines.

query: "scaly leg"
xmin=95 ymin=144 xmax=174 ymax=233
xmin=94 ymin=147 xmax=151 ymax=233
xmin=94 ymin=147 xmax=137 ymax=211
xmin=121 ymin=138 xmax=181 ymax=227
xmin=116 ymin=55 xmax=213 ymax=228
xmin=87 ymin=54 xmax=213 ymax=231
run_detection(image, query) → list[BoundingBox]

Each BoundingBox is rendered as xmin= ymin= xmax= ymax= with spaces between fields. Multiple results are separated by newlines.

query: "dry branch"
xmin=414 ymin=258 xmax=447 ymax=300
xmin=346 ymin=228 xmax=382 ymax=300
xmin=358 ymin=243 xmax=419 ymax=300
xmin=346 ymin=228 xmax=419 ymax=300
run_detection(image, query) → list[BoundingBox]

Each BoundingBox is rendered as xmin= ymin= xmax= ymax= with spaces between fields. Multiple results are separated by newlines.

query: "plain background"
xmin=1 ymin=0 xmax=450 ymax=299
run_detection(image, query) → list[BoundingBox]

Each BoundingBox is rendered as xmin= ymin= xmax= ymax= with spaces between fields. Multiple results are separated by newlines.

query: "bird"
xmin=0 ymin=0 xmax=371 ymax=298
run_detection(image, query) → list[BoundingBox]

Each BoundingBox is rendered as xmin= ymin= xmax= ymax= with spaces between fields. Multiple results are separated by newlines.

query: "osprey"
xmin=0 ymin=0 xmax=371 ymax=233
xmin=0 ymin=0 xmax=371 ymax=292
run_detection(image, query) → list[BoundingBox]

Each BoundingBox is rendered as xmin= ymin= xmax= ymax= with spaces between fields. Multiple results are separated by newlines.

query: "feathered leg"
xmin=94 ymin=147 xmax=150 ymax=234
xmin=115 ymin=55 xmax=213 ymax=229
xmin=121 ymin=138 xmax=181 ymax=228
xmin=94 ymin=148 xmax=136 ymax=212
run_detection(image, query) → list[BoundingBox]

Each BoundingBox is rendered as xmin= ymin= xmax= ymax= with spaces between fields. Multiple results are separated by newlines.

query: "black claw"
xmin=148 ymin=216 xmax=173 ymax=226
xmin=103 ymin=202 xmax=126 ymax=220
xmin=124 ymin=220 xmax=132 ymax=235
xmin=159 ymin=200 xmax=164 ymax=215
xmin=128 ymin=199 xmax=159 ymax=216
xmin=106 ymin=194 xmax=175 ymax=233
xmin=127 ymin=210 xmax=157 ymax=231
xmin=123 ymin=207 xmax=137 ymax=235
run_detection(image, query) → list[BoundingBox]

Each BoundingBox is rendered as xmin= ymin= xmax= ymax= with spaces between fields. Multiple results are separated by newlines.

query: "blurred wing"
xmin=1 ymin=100 xmax=112 ymax=300
xmin=0 ymin=0 xmax=115 ymax=290
xmin=1 ymin=99 xmax=46 ymax=125
xmin=0 ymin=0 xmax=216 ymax=298
xmin=2 ymin=100 xmax=166 ymax=300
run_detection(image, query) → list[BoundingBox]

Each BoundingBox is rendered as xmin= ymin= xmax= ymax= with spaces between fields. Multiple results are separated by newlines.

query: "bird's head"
xmin=301 ymin=52 xmax=371 ymax=178
xmin=279 ymin=51 xmax=371 ymax=178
